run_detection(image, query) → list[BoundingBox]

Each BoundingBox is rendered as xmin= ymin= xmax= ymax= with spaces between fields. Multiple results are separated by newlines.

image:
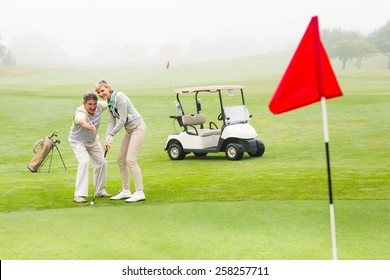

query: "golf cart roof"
xmin=174 ymin=85 xmax=244 ymax=94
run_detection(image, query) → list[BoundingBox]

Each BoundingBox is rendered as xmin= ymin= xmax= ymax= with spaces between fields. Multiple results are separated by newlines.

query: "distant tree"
xmin=3 ymin=50 xmax=16 ymax=66
xmin=0 ymin=34 xmax=16 ymax=65
xmin=0 ymin=44 xmax=5 ymax=58
xmin=321 ymin=28 xmax=377 ymax=69
xmin=0 ymin=35 xmax=6 ymax=59
xmin=321 ymin=28 xmax=346 ymax=52
xmin=369 ymin=20 xmax=390 ymax=69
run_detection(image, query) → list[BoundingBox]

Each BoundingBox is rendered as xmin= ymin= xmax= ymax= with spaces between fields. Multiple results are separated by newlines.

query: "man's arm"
xmin=75 ymin=113 xmax=96 ymax=134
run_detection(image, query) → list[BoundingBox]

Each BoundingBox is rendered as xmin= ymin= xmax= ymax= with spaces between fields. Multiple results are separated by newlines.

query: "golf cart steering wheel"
xmin=217 ymin=112 xmax=223 ymax=121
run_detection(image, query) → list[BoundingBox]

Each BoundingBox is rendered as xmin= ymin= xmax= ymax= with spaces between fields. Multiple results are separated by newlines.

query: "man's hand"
xmin=90 ymin=121 xmax=97 ymax=134
xmin=79 ymin=120 xmax=96 ymax=134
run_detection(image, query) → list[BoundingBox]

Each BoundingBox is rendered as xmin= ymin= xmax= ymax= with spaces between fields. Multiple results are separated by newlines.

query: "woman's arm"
xmin=107 ymin=92 xmax=128 ymax=136
xmin=106 ymin=110 xmax=116 ymax=137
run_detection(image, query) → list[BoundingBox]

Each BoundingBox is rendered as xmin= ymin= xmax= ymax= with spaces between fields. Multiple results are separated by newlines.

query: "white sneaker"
xmin=125 ymin=191 xmax=145 ymax=203
xmin=110 ymin=190 xmax=131 ymax=200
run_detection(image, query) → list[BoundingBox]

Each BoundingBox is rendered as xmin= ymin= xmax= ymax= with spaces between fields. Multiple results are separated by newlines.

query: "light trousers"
xmin=69 ymin=137 xmax=107 ymax=197
xmin=117 ymin=122 xmax=146 ymax=192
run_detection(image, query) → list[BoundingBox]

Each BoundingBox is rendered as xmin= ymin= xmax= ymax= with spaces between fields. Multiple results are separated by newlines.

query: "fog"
xmin=1 ymin=0 xmax=389 ymax=65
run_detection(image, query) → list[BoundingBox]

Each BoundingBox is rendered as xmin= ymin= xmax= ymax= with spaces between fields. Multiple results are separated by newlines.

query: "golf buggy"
xmin=164 ymin=85 xmax=265 ymax=160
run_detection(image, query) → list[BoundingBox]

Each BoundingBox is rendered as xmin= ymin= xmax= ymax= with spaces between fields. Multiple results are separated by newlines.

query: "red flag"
xmin=166 ymin=61 xmax=170 ymax=69
xmin=269 ymin=16 xmax=342 ymax=114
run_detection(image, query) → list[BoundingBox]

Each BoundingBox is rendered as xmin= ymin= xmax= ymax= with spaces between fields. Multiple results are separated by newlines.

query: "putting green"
xmin=1 ymin=200 xmax=389 ymax=259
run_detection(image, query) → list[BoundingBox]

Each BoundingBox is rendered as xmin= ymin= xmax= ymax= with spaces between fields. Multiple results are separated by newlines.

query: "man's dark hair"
xmin=83 ymin=92 xmax=98 ymax=102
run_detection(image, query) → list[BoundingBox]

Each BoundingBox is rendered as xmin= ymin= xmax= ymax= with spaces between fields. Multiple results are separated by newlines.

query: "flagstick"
xmin=321 ymin=96 xmax=338 ymax=260
xmin=166 ymin=60 xmax=172 ymax=92
xmin=313 ymin=16 xmax=338 ymax=260
xmin=168 ymin=70 xmax=172 ymax=92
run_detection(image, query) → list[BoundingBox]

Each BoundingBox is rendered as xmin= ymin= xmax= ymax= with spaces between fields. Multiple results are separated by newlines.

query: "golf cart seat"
xmin=181 ymin=114 xmax=221 ymax=137
xmin=182 ymin=114 xmax=206 ymax=126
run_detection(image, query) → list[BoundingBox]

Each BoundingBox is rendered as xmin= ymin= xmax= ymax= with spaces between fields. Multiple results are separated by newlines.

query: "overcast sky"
xmin=1 ymin=0 xmax=389 ymax=64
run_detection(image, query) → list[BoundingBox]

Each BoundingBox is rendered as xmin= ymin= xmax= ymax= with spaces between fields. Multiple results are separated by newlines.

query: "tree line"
xmin=321 ymin=19 xmax=390 ymax=69
xmin=1 ymin=19 xmax=390 ymax=68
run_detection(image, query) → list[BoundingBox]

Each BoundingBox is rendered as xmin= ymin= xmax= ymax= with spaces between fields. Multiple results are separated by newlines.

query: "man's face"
xmin=84 ymin=99 xmax=97 ymax=115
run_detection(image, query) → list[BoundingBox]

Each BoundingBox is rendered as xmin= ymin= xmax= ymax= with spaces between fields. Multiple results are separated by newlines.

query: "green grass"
xmin=1 ymin=201 xmax=389 ymax=260
xmin=0 ymin=53 xmax=389 ymax=259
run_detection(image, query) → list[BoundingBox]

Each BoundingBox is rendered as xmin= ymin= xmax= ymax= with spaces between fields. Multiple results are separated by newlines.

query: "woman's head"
xmin=95 ymin=80 xmax=113 ymax=100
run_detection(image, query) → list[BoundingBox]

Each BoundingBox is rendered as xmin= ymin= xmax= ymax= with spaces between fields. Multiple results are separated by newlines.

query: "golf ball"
xmin=90 ymin=201 xmax=94 ymax=205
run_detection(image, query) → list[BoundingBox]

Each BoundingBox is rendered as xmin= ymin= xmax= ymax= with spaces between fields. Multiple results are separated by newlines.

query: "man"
xmin=68 ymin=92 xmax=111 ymax=203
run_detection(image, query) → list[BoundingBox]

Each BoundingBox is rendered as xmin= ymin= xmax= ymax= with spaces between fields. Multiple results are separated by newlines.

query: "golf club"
xmin=90 ymin=149 xmax=108 ymax=205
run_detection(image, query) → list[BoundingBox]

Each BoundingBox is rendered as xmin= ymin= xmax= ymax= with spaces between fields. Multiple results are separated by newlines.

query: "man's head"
xmin=83 ymin=92 xmax=98 ymax=115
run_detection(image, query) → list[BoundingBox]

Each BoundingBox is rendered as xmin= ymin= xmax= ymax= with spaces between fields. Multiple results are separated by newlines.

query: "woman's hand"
xmin=104 ymin=134 xmax=113 ymax=151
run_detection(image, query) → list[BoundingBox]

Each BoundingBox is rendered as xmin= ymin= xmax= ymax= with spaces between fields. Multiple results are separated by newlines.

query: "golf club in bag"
xmin=27 ymin=130 xmax=67 ymax=173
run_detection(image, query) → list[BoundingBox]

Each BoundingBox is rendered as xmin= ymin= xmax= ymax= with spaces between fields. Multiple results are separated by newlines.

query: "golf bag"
xmin=27 ymin=131 xmax=66 ymax=172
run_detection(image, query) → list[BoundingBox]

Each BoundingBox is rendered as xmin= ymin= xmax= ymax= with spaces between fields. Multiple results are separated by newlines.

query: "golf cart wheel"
xmin=248 ymin=140 xmax=265 ymax=157
xmin=168 ymin=143 xmax=185 ymax=160
xmin=33 ymin=139 xmax=44 ymax=153
xmin=225 ymin=143 xmax=244 ymax=160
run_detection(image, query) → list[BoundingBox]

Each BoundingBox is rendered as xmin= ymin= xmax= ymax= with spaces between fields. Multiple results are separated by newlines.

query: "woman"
xmin=95 ymin=80 xmax=147 ymax=203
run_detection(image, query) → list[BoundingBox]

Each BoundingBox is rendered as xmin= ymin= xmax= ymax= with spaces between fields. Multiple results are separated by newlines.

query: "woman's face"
xmin=96 ymin=86 xmax=112 ymax=100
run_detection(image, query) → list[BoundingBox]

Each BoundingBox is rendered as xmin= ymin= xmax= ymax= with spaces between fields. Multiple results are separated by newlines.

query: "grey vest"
xmin=69 ymin=103 xmax=104 ymax=143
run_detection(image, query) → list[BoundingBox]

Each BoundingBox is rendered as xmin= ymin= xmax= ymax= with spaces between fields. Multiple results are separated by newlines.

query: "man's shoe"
xmin=125 ymin=191 xmax=145 ymax=203
xmin=74 ymin=196 xmax=86 ymax=203
xmin=96 ymin=193 xmax=112 ymax=197
xmin=110 ymin=190 xmax=131 ymax=200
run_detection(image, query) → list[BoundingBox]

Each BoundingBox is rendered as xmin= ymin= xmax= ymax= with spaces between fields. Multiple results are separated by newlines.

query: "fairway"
xmin=0 ymin=53 xmax=390 ymax=259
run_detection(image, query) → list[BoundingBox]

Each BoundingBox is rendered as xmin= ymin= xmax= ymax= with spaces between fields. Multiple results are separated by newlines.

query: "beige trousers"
xmin=68 ymin=137 xmax=107 ymax=197
xmin=117 ymin=122 xmax=146 ymax=192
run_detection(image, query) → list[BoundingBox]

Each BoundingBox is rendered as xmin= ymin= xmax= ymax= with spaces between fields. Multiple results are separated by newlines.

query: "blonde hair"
xmin=95 ymin=80 xmax=113 ymax=93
